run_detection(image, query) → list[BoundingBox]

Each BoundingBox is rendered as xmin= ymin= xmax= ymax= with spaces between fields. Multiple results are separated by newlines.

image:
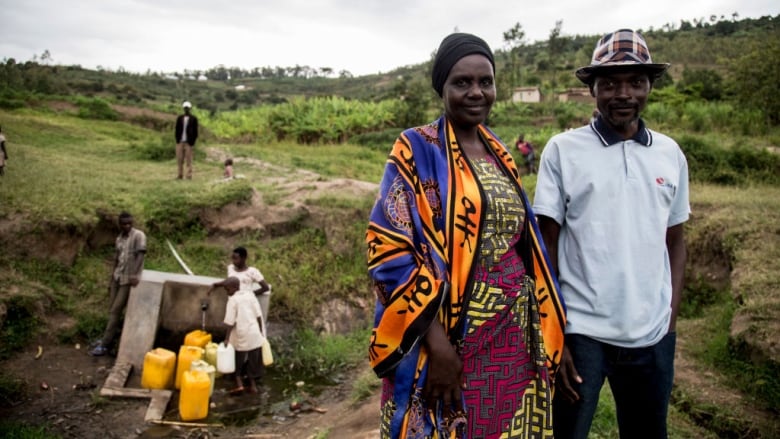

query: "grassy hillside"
xmin=1 ymin=96 xmax=779 ymax=435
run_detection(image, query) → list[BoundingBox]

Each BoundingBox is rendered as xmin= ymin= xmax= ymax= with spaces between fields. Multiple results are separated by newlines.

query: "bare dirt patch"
xmin=112 ymin=104 xmax=173 ymax=131
xmin=46 ymin=100 xmax=79 ymax=114
xmin=200 ymin=148 xmax=377 ymax=239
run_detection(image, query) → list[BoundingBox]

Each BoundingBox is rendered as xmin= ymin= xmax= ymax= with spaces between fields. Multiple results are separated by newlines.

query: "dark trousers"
xmin=553 ymin=332 xmax=676 ymax=439
xmin=100 ymin=280 xmax=131 ymax=347
xmin=235 ymin=347 xmax=264 ymax=381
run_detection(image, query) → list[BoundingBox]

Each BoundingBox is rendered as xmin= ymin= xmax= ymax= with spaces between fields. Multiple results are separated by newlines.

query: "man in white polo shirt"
xmin=534 ymin=29 xmax=689 ymax=439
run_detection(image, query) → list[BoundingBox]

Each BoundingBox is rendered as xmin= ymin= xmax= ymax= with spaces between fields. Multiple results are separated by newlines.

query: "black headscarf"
xmin=431 ymin=33 xmax=495 ymax=97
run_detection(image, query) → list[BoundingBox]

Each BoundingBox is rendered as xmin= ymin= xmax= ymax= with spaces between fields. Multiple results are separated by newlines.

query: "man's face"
xmin=119 ymin=218 xmax=133 ymax=235
xmin=592 ymin=70 xmax=651 ymax=134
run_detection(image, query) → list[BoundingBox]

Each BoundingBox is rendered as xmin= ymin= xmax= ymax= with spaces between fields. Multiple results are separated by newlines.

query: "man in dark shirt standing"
xmin=175 ymin=101 xmax=199 ymax=179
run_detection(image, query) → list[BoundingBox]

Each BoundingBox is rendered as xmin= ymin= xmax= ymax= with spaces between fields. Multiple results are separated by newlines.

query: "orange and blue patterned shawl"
xmin=367 ymin=116 xmax=566 ymax=437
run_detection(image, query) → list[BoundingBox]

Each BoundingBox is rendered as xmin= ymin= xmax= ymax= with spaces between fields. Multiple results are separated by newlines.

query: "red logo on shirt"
xmin=656 ymin=177 xmax=665 ymax=185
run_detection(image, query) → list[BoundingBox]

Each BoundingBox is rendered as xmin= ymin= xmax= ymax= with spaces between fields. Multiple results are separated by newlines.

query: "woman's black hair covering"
xmin=431 ymin=33 xmax=495 ymax=97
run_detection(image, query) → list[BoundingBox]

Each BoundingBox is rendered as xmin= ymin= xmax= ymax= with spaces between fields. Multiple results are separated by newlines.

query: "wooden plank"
xmin=144 ymin=390 xmax=173 ymax=422
xmin=150 ymin=420 xmax=224 ymax=428
xmin=99 ymin=386 xmax=153 ymax=398
xmin=116 ymin=277 xmax=163 ymax=370
xmin=102 ymin=362 xmax=133 ymax=391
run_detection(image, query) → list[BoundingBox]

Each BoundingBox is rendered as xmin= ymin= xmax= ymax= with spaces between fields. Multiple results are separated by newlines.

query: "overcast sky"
xmin=1 ymin=0 xmax=777 ymax=76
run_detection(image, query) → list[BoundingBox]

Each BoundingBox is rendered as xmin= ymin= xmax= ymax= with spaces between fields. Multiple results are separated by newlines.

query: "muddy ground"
xmin=3 ymin=327 xmax=777 ymax=439
xmin=0 ymin=341 xmax=380 ymax=439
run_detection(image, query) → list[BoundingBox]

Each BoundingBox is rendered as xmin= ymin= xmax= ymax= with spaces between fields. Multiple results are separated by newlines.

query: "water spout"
xmin=200 ymin=299 xmax=209 ymax=332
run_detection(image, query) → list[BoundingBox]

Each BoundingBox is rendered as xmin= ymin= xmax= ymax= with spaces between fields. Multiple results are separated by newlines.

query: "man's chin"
xmin=606 ymin=115 xmax=639 ymax=131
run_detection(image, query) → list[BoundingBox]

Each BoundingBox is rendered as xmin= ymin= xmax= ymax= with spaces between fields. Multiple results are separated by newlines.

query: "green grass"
xmin=687 ymin=183 xmax=780 ymax=356
xmin=0 ymin=296 xmax=41 ymax=360
xmin=589 ymin=385 xmax=717 ymax=438
xmin=686 ymin=300 xmax=780 ymax=410
xmin=0 ymin=109 xmax=252 ymax=225
xmin=350 ymin=368 xmax=382 ymax=405
xmin=0 ymin=371 xmax=26 ymax=407
xmin=0 ymin=422 xmax=59 ymax=439
xmin=275 ymin=328 xmax=371 ymax=382
xmin=223 ymin=141 xmax=387 ymax=183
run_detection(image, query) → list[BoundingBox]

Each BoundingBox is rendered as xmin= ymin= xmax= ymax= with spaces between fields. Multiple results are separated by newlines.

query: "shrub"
xmin=0 ymin=92 xmax=26 ymax=109
xmin=133 ymin=134 xmax=176 ymax=161
xmin=57 ymin=311 xmax=107 ymax=344
xmin=678 ymin=135 xmax=731 ymax=184
xmin=76 ymin=97 xmax=118 ymax=120
xmin=0 ymin=372 xmax=26 ymax=407
xmin=274 ymin=328 xmax=370 ymax=381
xmin=350 ymin=128 xmax=401 ymax=151
xmin=489 ymin=101 xmax=532 ymax=127
xmin=728 ymin=145 xmax=780 ymax=185
xmin=267 ymin=97 xmax=398 ymax=144
xmin=0 ymin=297 xmax=40 ymax=360
xmin=677 ymin=135 xmax=780 ymax=186
xmin=0 ymin=421 xmax=55 ymax=439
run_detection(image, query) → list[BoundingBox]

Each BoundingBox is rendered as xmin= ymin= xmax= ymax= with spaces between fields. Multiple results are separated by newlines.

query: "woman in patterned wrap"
xmin=366 ymin=33 xmax=566 ymax=439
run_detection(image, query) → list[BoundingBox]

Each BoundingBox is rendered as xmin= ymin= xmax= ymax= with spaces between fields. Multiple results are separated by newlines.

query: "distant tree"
xmin=502 ymin=22 xmax=526 ymax=89
xmin=391 ymin=75 xmax=432 ymax=127
xmin=727 ymin=39 xmax=780 ymax=125
xmin=547 ymin=20 xmax=566 ymax=98
xmin=339 ymin=70 xmax=353 ymax=79
xmin=653 ymin=70 xmax=674 ymax=89
xmin=40 ymin=50 xmax=52 ymax=64
xmin=208 ymin=65 xmax=229 ymax=81
xmin=677 ymin=67 xmax=723 ymax=100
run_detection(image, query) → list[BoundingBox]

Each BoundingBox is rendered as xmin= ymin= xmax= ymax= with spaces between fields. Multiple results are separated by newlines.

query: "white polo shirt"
xmin=533 ymin=118 xmax=690 ymax=348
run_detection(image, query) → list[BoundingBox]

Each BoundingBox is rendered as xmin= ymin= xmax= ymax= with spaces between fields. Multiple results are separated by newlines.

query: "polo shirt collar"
xmin=590 ymin=115 xmax=652 ymax=147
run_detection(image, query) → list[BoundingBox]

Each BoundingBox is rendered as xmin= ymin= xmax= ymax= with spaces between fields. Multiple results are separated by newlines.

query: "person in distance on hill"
xmin=175 ymin=101 xmax=199 ymax=179
xmin=224 ymin=158 xmax=234 ymax=179
xmin=0 ymin=125 xmax=7 ymax=176
xmin=515 ymin=133 xmax=536 ymax=174
xmin=366 ymin=32 xmax=565 ymax=438
xmin=209 ymin=276 xmax=266 ymax=395
xmin=90 ymin=212 xmax=147 ymax=356
xmin=533 ymin=29 xmax=690 ymax=439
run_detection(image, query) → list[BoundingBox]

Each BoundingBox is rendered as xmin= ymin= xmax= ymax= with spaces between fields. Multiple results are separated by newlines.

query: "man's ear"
xmin=589 ymin=83 xmax=596 ymax=97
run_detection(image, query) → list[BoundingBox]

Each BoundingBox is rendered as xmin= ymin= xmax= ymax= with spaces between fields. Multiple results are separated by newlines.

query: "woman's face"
xmin=442 ymin=54 xmax=495 ymax=130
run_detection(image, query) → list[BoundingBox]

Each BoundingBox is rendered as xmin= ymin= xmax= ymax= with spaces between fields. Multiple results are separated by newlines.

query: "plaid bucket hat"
xmin=575 ymin=29 xmax=669 ymax=84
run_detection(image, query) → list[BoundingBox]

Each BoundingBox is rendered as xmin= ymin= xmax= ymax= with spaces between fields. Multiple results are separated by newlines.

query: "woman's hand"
xmin=555 ymin=345 xmax=582 ymax=403
xmin=423 ymin=321 xmax=464 ymax=408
